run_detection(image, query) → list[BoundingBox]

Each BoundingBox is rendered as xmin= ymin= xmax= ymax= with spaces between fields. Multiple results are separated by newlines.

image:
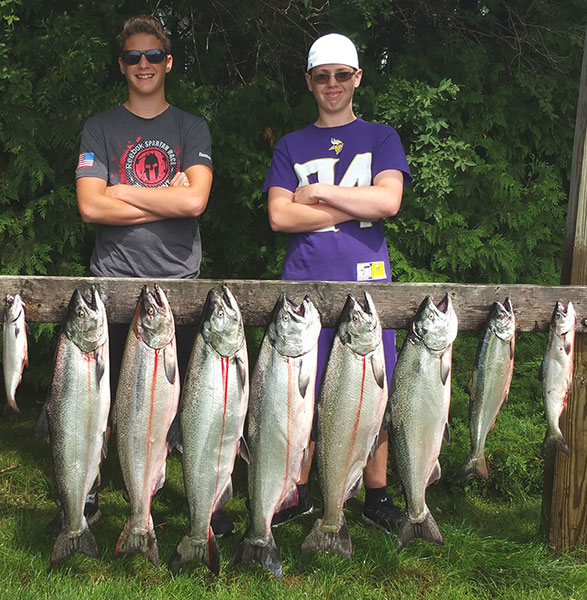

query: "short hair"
xmin=118 ymin=15 xmax=171 ymax=54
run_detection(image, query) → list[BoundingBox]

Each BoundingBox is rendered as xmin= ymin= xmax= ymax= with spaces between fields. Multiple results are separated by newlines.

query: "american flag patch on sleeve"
xmin=77 ymin=152 xmax=94 ymax=168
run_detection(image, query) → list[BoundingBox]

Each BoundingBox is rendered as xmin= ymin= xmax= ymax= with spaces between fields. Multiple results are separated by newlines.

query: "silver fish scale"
xmin=246 ymin=342 xmax=316 ymax=540
xmin=390 ymin=339 xmax=451 ymax=524
xmin=115 ymin=331 xmax=179 ymax=537
xmin=317 ymin=340 xmax=387 ymax=529
xmin=48 ymin=336 xmax=110 ymax=535
xmin=468 ymin=333 xmax=514 ymax=458
xmin=180 ymin=334 xmax=249 ymax=540
xmin=541 ymin=302 xmax=575 ymax=453
xmin=3 ymin=294 xmax=27 ymax=412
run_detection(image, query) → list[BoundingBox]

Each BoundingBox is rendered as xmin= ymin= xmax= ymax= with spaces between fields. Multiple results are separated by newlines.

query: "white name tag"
xmin=356 ymin=261 xmax=386 ymax=281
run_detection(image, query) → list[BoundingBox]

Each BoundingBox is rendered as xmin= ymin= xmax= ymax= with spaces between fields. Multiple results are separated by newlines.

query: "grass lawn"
xmin=0 ymin=332 xmax=585 ymax=599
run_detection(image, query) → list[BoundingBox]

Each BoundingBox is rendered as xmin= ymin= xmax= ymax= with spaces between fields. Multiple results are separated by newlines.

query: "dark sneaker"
xmin=47 ymin=494 xmax=102 ymax=537
xmin=271 ymin=494 xmax=313 ymax=527
xmin=211 ymin=509 xmax=234 ymax=538
xmin=361 ymin=495 xmax=403 ymax=534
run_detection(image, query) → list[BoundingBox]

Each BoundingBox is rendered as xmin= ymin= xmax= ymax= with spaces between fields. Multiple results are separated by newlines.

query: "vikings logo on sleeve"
xmin=124 ymin=139 xmax=178 ymax=187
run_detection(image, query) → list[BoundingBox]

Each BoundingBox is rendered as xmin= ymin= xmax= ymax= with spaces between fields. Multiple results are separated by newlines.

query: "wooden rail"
xmin=1 ymin=275 xmax=586 ymax=332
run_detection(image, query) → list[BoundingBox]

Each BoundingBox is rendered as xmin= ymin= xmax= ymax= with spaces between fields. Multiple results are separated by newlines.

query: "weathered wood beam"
xmin=0 ymin=275 xmax=585 ymax=331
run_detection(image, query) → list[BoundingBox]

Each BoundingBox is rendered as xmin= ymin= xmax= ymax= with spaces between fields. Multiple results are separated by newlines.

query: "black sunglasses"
xmin=311 ymin=70 xmax=356 ymax=84
xmin=120 ymin=49 xmax=167 ymax=65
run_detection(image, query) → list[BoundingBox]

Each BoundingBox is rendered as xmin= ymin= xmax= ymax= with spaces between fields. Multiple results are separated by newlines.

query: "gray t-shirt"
xmin=76 ymin=104 xmax=213 ymax=278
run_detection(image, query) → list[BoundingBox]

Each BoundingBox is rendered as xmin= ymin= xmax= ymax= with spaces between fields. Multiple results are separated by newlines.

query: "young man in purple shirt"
xmin=264 ymin=33 xmax=412 ymax=533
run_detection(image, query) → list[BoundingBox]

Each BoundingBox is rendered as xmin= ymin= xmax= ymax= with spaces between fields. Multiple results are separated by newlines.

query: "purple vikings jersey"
xmin=264 ymin=118 xmax=412 ymax=387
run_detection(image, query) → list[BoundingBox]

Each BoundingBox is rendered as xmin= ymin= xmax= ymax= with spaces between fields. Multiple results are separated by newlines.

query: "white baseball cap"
xmin=307 ymin=33 xmax=359 ymax=71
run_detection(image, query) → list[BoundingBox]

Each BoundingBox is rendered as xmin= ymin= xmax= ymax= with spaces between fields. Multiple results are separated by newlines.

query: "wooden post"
xmin=543 ymin=27 xmax=587 ymax=552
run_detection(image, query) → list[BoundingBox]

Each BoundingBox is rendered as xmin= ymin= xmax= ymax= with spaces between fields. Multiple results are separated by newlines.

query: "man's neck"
xmin=314 ymin=108 xmax=356 ymax=128
xmin=124 ymin=94 xmax=169 ymax=119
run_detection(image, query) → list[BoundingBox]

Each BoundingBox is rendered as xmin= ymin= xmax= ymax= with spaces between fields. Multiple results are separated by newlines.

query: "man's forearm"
xmin=106 ymin=183 xmax=208 ymax=218
xmin=268 ymin=189 xmax=353 ymax=233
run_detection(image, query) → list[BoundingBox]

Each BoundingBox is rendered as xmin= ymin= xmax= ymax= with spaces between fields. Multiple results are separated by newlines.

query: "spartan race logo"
xmin=125 ymin=139 xmax=177 ymax=187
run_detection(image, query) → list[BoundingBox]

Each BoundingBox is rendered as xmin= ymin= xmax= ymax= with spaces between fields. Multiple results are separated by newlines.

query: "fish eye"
xmin=217 ymin=309 xmax=224 ymax=318
xmin=77 ymin=309 xmax=84 ymax=318
xmin=147 ymin=307 xmax=154 ymax=316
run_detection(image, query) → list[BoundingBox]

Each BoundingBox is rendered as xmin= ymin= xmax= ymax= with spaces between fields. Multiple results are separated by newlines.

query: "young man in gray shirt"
xmin=49 ymin=15 xmax=233 ymax=538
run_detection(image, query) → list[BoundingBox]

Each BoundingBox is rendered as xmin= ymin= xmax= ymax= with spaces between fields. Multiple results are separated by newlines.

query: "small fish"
xmin=113 ymin=284 xmax=180 ymax=567
xmin=36 ymin=287 xmax=110 ymax=568
xmin=300 ymin=292 xmax=387 ymax=560
xmin=168 ymin=285 xmax=249 ymax=575
xmin=458 ymin=298 xmax=515 ymax=481
xmin=539 ymin=301 xmax=575 ymax=455
xmin=389 ymin=294 xmax=458 ymax=552
xmin=3 ymin=293 xmax=28 ymax=413
xmin=231 ymin=294 xmax=321 ymax=580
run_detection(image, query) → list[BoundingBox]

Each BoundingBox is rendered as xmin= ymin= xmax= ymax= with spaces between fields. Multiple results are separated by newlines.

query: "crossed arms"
xmin=77 ymin=164 xmax=213 ymax=226
xmin=267 ymin=169 xmax=404 ymax=233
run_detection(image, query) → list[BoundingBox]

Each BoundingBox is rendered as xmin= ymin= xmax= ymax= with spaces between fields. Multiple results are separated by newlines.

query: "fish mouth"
xmin=140 ymin=284 xmax=167 ymax=314
xmin=221 ymin=284 xmax=235 ymax=310
xmin=412 ymin=294 xmax=456 ymax=350
xmin=152 ymin=284 xmax=166 ymax=309
xmin=75 ymin=288 xmax=95 ymax=312
xmin=5 ymin=294 xmax=25 ymax=322
xmin=285 ymin=294 xmax=306 ymax=319
xmin=436 ymin=294 xmax=450 ymax=315
xmin=553 ymin=300 xmax=575 ymax=334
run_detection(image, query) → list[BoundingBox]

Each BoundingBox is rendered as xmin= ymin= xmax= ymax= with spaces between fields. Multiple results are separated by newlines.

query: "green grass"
xmin=0 ymin=333 xmax=585 ymax=599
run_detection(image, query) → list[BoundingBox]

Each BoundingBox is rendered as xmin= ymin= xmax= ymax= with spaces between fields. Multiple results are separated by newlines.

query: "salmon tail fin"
xmin=543 ymin=430 xmax=570 ymax=456
xmin=230 ymin=530 xmax=282 ymax=580
xmin=6 ymin=392 xmax=21 ymax=415
xmin=396 ymin=511 xmax=444 ymax=552
xmin=457 ymin=454 xmax=489 ymax=481
xmin=168 ymin=531 xmax=221 ymax=575
xmin=114 ymin=515 xmax=159 ymax=566
xmin=50 ymin=522 xmax=98 ymax=568
xmin=299 ymin=516 xmax=352 ymax=559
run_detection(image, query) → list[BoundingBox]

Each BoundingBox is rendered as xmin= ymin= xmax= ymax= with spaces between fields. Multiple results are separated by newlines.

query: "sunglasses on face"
xmin=311 ymin=70 xmax=356 ymax=84
xmin=120 ymin=49 xmax=167 ymax=65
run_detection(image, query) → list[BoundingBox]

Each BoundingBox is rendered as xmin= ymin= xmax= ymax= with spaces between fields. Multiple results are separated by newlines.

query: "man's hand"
xmin=170 ymin=171 xmax=190 ymax=187
xmin=292 ymin=183 xmax=322 ymax=205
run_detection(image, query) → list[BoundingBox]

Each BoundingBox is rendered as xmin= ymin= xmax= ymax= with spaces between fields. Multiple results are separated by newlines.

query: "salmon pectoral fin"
xmin=96 ymin=344 xmax=106 ymax=384
xmin=236 ymin=355 xmax=247 ymax=389
xmin=298 ymin=358 xmax=311 ymax=398
xmin=370 ymin=354 xmax=385 ymax=390
xmin=163 ymin=346 xmax=176 ymax=384
xmin=564 ymin=334 xmax=573 ymax=355
xmin=440 ymin=350 xmax=451 ymax=386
